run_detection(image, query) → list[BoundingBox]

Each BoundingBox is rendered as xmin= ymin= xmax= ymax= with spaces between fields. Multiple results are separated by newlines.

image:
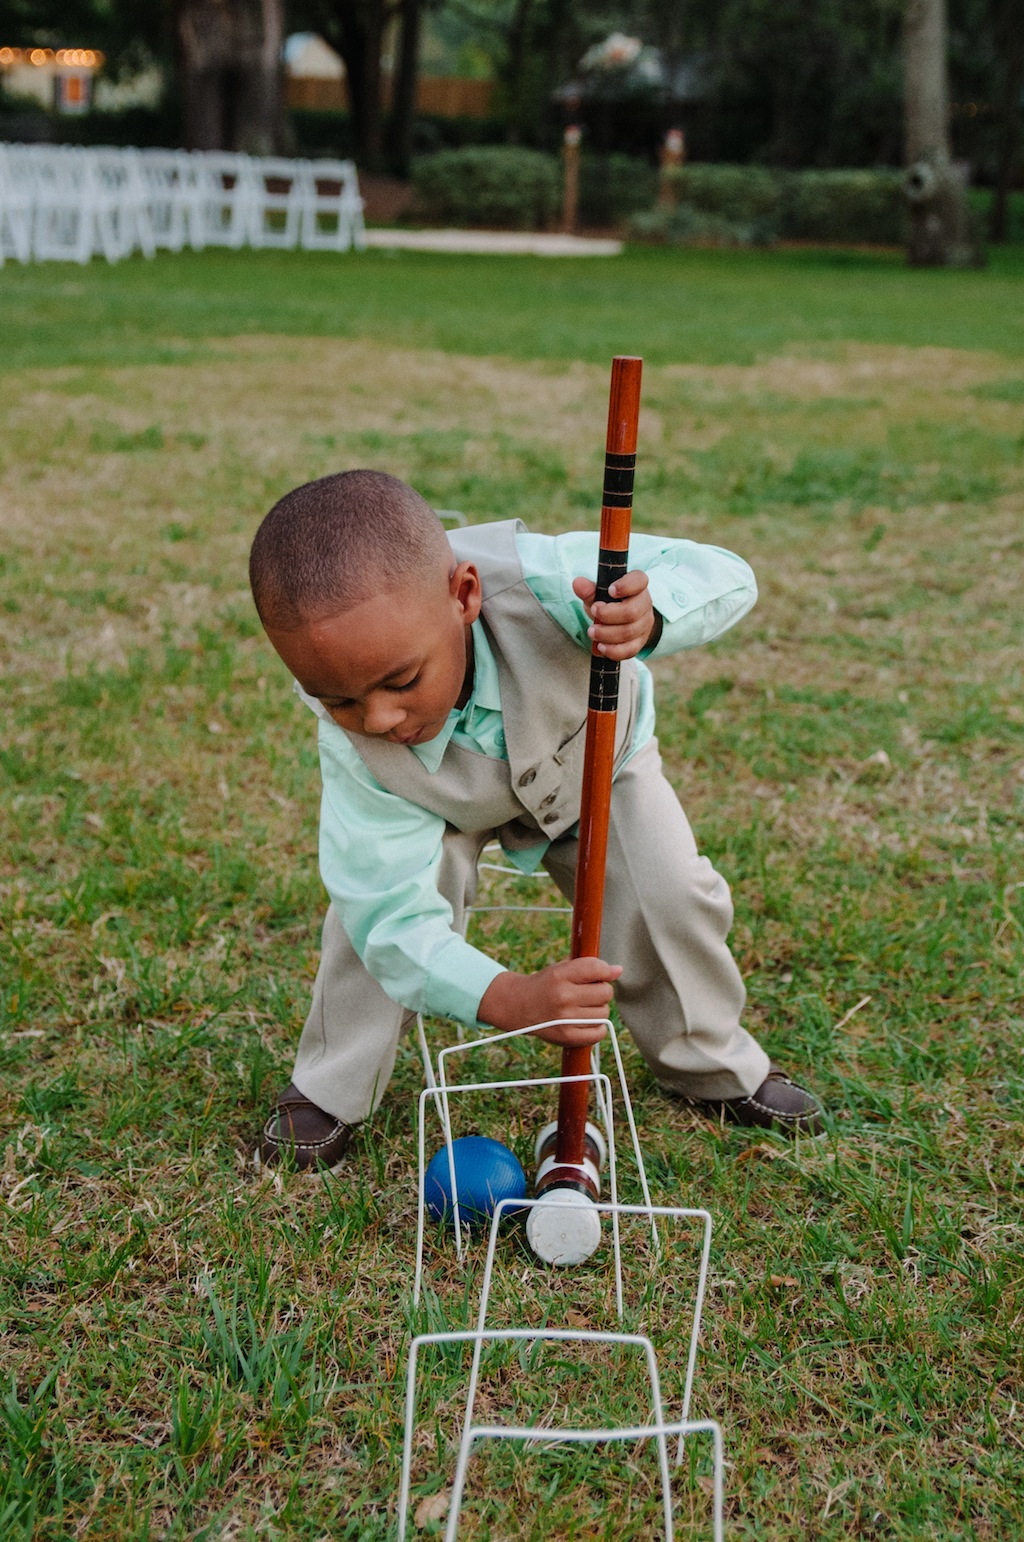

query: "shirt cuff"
xmin=638 ymin=609 xmax=665 ymax=659
xmin=422 ymin=933 xmax=508 ymax=1027
xmin=643 ymin=564 xmax=757 ymax=658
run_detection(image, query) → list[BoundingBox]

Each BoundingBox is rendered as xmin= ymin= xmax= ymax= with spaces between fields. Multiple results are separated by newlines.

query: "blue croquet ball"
xmin=425 ymin=1136 xmax=527 ymax=1229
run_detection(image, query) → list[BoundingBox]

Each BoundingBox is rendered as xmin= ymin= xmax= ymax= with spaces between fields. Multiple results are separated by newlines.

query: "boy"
xmin=249 ymin=470 xmax=823 ymax=1171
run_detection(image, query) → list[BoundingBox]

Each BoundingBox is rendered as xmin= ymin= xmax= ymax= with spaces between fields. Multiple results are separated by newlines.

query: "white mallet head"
xmin=525 ymin=1120 xmax=607 ymax=1266
xmin=525 ymin=1187 xmax=603 ymax=1266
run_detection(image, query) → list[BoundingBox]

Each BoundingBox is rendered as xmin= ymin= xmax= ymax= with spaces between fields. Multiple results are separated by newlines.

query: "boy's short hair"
xmin=249 ymin=470 xmax=451 ymax=630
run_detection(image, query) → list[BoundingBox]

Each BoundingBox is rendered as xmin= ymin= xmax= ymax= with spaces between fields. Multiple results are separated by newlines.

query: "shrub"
xmin=783 ymin=169 xmax=905 ymax=245
xmin=411 ymin=146 xmax=560 ymax=230
xmin=630 ymin=163 xmax=907 ymax=248
xmin=666 ymin=163 xmax=784 ymax=226
xmin=578 ymin=154 xmax=658 ymax=226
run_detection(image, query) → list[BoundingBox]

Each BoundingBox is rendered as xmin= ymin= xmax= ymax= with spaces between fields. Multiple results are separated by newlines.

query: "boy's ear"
xmin=450 ymin=561 xmax=482 ymax=625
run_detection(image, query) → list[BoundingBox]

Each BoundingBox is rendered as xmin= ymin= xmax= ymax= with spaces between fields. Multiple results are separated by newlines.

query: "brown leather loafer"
xmin=672 ymin=1065 xmax=825 ymax=1137
xmin=260 ymin=1083 xmax=356 ymax=1171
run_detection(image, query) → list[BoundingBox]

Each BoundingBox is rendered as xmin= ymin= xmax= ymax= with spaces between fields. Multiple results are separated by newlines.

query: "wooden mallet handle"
xmin=538 ymin=355 xmax=643 ymax=1194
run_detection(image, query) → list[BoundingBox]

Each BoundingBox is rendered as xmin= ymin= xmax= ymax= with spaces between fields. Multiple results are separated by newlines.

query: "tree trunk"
xmin=903 ymin=0 xmax=981 ymax=265
xmin=248 ymin=0 xmax=288 ymax=154
xmin=177 ymin=0 xmax=234 ymax=149
xmin=504 ymin=0 xmax=534 ymax=144
xmin=177 ymin=0 xmax=287 ymax=154
xmin=386 ymin=0 xmax=423 ymax=176
xmin=988 ymin=0 xmax=1024 ymax=243
xmin=328 ymin=1 xmax=388 ymax=171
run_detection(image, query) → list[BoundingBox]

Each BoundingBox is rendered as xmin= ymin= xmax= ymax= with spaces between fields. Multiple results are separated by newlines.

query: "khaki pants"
xmin=292 ymin=739 xmax=769 ymax=1122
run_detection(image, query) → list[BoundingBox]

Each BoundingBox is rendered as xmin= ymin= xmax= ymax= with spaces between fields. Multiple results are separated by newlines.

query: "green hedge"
xmin=666 ymin=163 xmax=783 ymax=225
xmin=784 ymin=169 xmax=905 ymax=244
xmin=411 ymin=146 xmax=560 ymax=229
xmin=632 ymin=164 xmax=907 ymax=247
xmin=409 ymin=147 xmax=655 ymax=230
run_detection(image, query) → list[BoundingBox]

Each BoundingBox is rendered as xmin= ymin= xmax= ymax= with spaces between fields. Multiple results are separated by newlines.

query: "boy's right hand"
xmin=478 ymin=957 xmax=621 ymax=1045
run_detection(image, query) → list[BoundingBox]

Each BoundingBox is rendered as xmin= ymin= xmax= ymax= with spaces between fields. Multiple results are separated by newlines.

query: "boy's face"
xmin=265 ymin=561 xmax=482 ymax=747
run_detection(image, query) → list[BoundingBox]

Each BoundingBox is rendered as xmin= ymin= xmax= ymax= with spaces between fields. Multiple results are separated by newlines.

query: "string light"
xmin=0 ymin=44 xmax=104 ymax=68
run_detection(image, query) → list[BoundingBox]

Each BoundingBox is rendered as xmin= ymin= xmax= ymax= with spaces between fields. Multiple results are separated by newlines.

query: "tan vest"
xmin=349 ymin=520 xmax=639 ymax=851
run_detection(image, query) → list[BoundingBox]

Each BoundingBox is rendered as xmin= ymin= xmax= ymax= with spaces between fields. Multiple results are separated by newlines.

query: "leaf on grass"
xmin=415 ymin=1491 xmax=450 ymax=1527
xmin=853 ymin=748 xmax=892 ymax=782
xmin=735 ymin=1143 xmax=785 ymax=1164
xmin=769 ymin=1274 xmax=800 ymax=1289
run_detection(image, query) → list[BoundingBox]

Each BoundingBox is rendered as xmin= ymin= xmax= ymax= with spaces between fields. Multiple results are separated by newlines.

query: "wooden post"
xmin=657 ymin=127 xmax=685 ymax=209
xmin=561 ymin=124 xmax=581 ymax=234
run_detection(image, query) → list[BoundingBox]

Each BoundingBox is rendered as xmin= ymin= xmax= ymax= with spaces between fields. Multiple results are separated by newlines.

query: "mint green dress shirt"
xmin=295 ymin=530 xmax=757 ymax=1027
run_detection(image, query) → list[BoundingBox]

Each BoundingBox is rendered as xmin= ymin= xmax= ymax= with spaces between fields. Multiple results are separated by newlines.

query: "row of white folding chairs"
xmin=140 ymin=148 xmax=366 ymax=255
xmin=0 ymin=144 xmax=365 ymax=265
xmin=0 ymin=143 xmax=149 ymax=264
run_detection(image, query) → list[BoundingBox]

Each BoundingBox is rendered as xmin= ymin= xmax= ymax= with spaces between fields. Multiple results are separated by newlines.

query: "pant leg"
xmin=542 ymin=738 xmax=769 ymax=1101
xmin=292 ymin=827 xmax=488 ymax=1123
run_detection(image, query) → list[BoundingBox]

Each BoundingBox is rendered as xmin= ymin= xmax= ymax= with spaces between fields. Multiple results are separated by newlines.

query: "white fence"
xmin=0 ymin=144 xmax=365 ymax=265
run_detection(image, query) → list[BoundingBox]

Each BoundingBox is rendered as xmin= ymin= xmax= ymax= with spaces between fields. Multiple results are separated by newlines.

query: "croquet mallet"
xmin=525 ymin=354 xmax=643 ymax=1266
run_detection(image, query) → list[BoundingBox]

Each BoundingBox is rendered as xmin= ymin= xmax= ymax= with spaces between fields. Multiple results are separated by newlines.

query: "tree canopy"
xmin=2 ymin=0 xmax=1019 ymax=214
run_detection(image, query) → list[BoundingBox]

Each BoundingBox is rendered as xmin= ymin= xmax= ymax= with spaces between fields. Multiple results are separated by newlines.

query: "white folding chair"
xmin=30 ymin=146 xmax=95 ymax=263
xmin=85 ymin=147 xmax=155 ymax=261
xmin=0 ymin=143 xmax=35 ymax=265
xmin=300 ymin=158 xmax=366 ymax=252
xmin=247 ymin=156 xmax=310 ymax=249
xmin=137 ymin=147 xmax=203 ymax=252
xmin=193 ymin=151 xmax=255 ymax=248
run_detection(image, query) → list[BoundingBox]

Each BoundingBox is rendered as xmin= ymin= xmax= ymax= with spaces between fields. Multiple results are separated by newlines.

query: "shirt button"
xmin=518 ymin=769 xmax=537 ymax=787
xmin=540 ymin=792 xmax=557 ymax=808
xmin=496 ymin=730 xmax=506 ymax=749
xmin=542 ymin=811 xmax=560 ymax=825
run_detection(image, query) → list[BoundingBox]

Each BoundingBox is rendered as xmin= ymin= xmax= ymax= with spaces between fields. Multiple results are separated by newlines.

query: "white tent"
xmin=283 ymin=33 xmax=344 ymax=80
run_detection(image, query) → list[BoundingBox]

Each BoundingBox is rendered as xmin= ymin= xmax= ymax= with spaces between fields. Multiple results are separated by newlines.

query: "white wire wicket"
xmin=472 ymin=838 xmax=573 ymax=916
xmin=413 ymin=1017 xmax=659 ymax=1315
xmin=406 ymin=848 xmax=727 ymax=1532
xmin=0 ymin=142 xmax=365 ymax=265
xmin=475 ymin=1198 xmax=713 ymax=1440
xmin=399 ymin=1329 xmax=724 ymax=1542
xmin=399 ymin=1196 xmax=722 ymax=1541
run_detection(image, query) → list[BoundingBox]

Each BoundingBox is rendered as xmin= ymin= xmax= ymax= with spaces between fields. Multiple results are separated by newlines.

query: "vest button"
xmin=542 ymin=811 xmax=560 ymax=825
xmin=518 ymin=769 xmax=537 ymax=787
xmin=539 ymin=792 xmax=557 ymax=808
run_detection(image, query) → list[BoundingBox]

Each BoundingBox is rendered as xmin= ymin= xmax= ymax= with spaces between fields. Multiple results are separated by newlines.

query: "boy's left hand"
xmin=572 ymin=570 xmax=662 ymax=660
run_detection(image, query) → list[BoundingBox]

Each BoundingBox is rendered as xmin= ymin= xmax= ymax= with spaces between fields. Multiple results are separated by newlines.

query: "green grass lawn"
xmin=2 ymin=242 xmax=1024 ymax=375
xmin=1 ymin=246 xmax=1023 ymax=1540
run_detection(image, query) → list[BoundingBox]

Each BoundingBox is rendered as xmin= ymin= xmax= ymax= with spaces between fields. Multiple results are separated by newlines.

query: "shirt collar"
xmin=293 ymin=679 xmax=331 ymax=722
xmin=291 ymin=618 xmax=500 ymax=774
xmin=410 ymin=619 xmax=499 ymax=771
